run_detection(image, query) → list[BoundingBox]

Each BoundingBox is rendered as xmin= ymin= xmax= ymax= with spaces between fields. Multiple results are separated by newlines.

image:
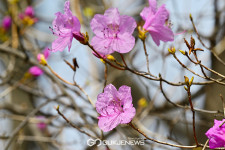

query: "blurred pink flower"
xmin=96 ymin=84 xmax=136 ymax=132
xmin=205 ymin=119 xmax=225 ymax=149
xmin=50 ymin=1 xmax=82 ymax=52
xmin=36 ymin=116 xmax=47 ymax=131
xmin=25 ymin=6 xmax=35 ymax=17
xmin=19 ymin=6 xmax=38 ymax=25
xmin=29 ymin=48 xmax=50 ymax=77
xmin=90 ymin=8 xmax=136 ymax=55
xmin=29 ymin=66 xmax=43 ymax=76
xmin=37 ymin=47 xmax=50 ymax=61
xmin=140 ymin=0 xmax=174 ymax=46
xmin=2 ymin=16 xmax=12 ymax=30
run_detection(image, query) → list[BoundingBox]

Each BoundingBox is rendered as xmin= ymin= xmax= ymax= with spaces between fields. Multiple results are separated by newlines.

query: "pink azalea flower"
xmin=50 ymin=1 xmax=82 ymax=52
xmin=2 ymin=16 xmax=12 ymax=30
xmin=90 ymin=8 xmax=137 ymax=55
xmin=96 ymin=84 xmax=136 ymax=132
xmin=205 ymin=119 xmax=225 ymax=149
xmin=140 ymin=0 xmax=174 ymax=46
xmin=29 ymin=66 xmax=43 ymax=76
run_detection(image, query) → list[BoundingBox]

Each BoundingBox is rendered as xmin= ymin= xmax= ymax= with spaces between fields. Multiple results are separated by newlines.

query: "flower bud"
xmin=2 ymin=16 xmax=11 ymax=30
xmin=189 ymin=13 xmax=193 ymax=21
xmin=138 ymin=26 xmax=147 ymax=41
xmin=74 ymin=32 xmax=89 ymax=45
xmin=168 ymin=47 xmax=176 ymax=54
xmin=189 ymin=76 xmax=194 ymax=86
xmin=25 ymin=6 xmax=35 ymax=17
xmin=100 ymin=58 xmax=105 ymax=64
xmin=37 ymin=54 xmax=47 ymax=66
xmin=138 ymin=97 xmax=148 ymax=108
xmin=179 ymin=50 xmax=186 ymax=55
xmin=83 ymin=7 xmax=94 ymax=18
xmin=191 ymin=36 xmax=195 ymax=47
xmin=184 ymin=76 xmax=189 ymax=85
xmin=184 ymin=86 xmax=188 ymax=91
xmin=106 ymin=55 xmax=115 ymax=61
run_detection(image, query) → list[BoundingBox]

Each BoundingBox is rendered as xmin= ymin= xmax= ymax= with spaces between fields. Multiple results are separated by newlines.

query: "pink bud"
xmin=29 ymin=66 xmax=43 ymax=76
xmin=2 ymin=16 xmax=12 ymax=30
xmin=73 ymin=32 xmax=85 ymax=42
xmin=25 ymin=6 xmax=35 ymax=17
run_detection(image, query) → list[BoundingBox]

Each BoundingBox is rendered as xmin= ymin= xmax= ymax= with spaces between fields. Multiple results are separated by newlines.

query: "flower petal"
xmin=103 ymin=84 xmax=118 ymax=99
xmin=151 ymin=4 xmax=169 ymax=26
xmin=43 ymin=48 xmax=50 ymax=59
xmin=96 ymin=84 xmax=118 ymax=114
xmin=119 ymin=106 xmax=136 ymax=124
xmin=119 ymin=15 xmax=137 ymax=35
xmin=149 ymin=25 xmax=174 ymax=46
xmin=98 ymin=113 xmax=121 ymax=132
xmin=91 ymin=36 xmax=114 ymax=55
xmin=140 ymin=0 xmax=157 ymax=21
xmin=113 ymin=32 xmax=135 ymax=53
xmin=63 ymin=1 xmax=81 ymax=30
xmin=90 ymin=14 xmax=107 ymax=38
xmin=118 ymin=85 xmax=132 ymax=108
xmin=140 ymin=7 xmax=151 ymax=21
xmin=104 ymin=8 xmax=120 ymax=25
xmin=51 ymin=36 xmax=72 ymax=52
xmin=148 ymin=0 xmax=157 ymax=14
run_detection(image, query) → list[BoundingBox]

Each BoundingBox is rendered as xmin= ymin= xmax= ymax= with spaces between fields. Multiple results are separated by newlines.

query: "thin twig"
xmin=190 ymin=14 xmax=210 ymax=49
xmin=120 ymin=54 xmax=127 ymax=67
xmin=128 ymin=122 xmax=197 ymax=149
xmin=47 ymin=64 xmax=75 ymax=86
xmin=56 ymin=106 xmax=98 ymax=139
xmin=142 ymin=39 xmax=150 ymax=74
xmin=220 ymin=94 xmax=225 ymax=118
xmin=190 ymin=14 xmax=225 ymax=66
xmin=87 ymin=43 xmax=125 ymax=70
xmin=202 ymin=139 xmax=209 ymax=150
xmin=47 ymin=64 xmax=94 ymax=106
xmin=159 ymin=77 xmax=220 ymax=114
xmin=186 ymin=85 xmax=198 ymax=146
xmin=4 ymin=99 xmax=53 ymax=150
xmin=104 ymin=63 xmax=108 ymax=88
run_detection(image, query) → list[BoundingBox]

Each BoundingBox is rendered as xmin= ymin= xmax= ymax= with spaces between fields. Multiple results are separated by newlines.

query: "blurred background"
xmin=0 ymin=0 xmax=225 ymax=149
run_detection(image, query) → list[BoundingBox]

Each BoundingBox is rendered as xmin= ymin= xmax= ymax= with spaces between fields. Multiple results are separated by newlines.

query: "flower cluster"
xmin=205 ymin=119 xmax=225 ymax=149
xmin=0 ymin=6 xmax=37 ymax=42
xmin=48 ymin=0 xmax=176 ymax=132
xmin=50 ymin=1 xmax=174 ymax=54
